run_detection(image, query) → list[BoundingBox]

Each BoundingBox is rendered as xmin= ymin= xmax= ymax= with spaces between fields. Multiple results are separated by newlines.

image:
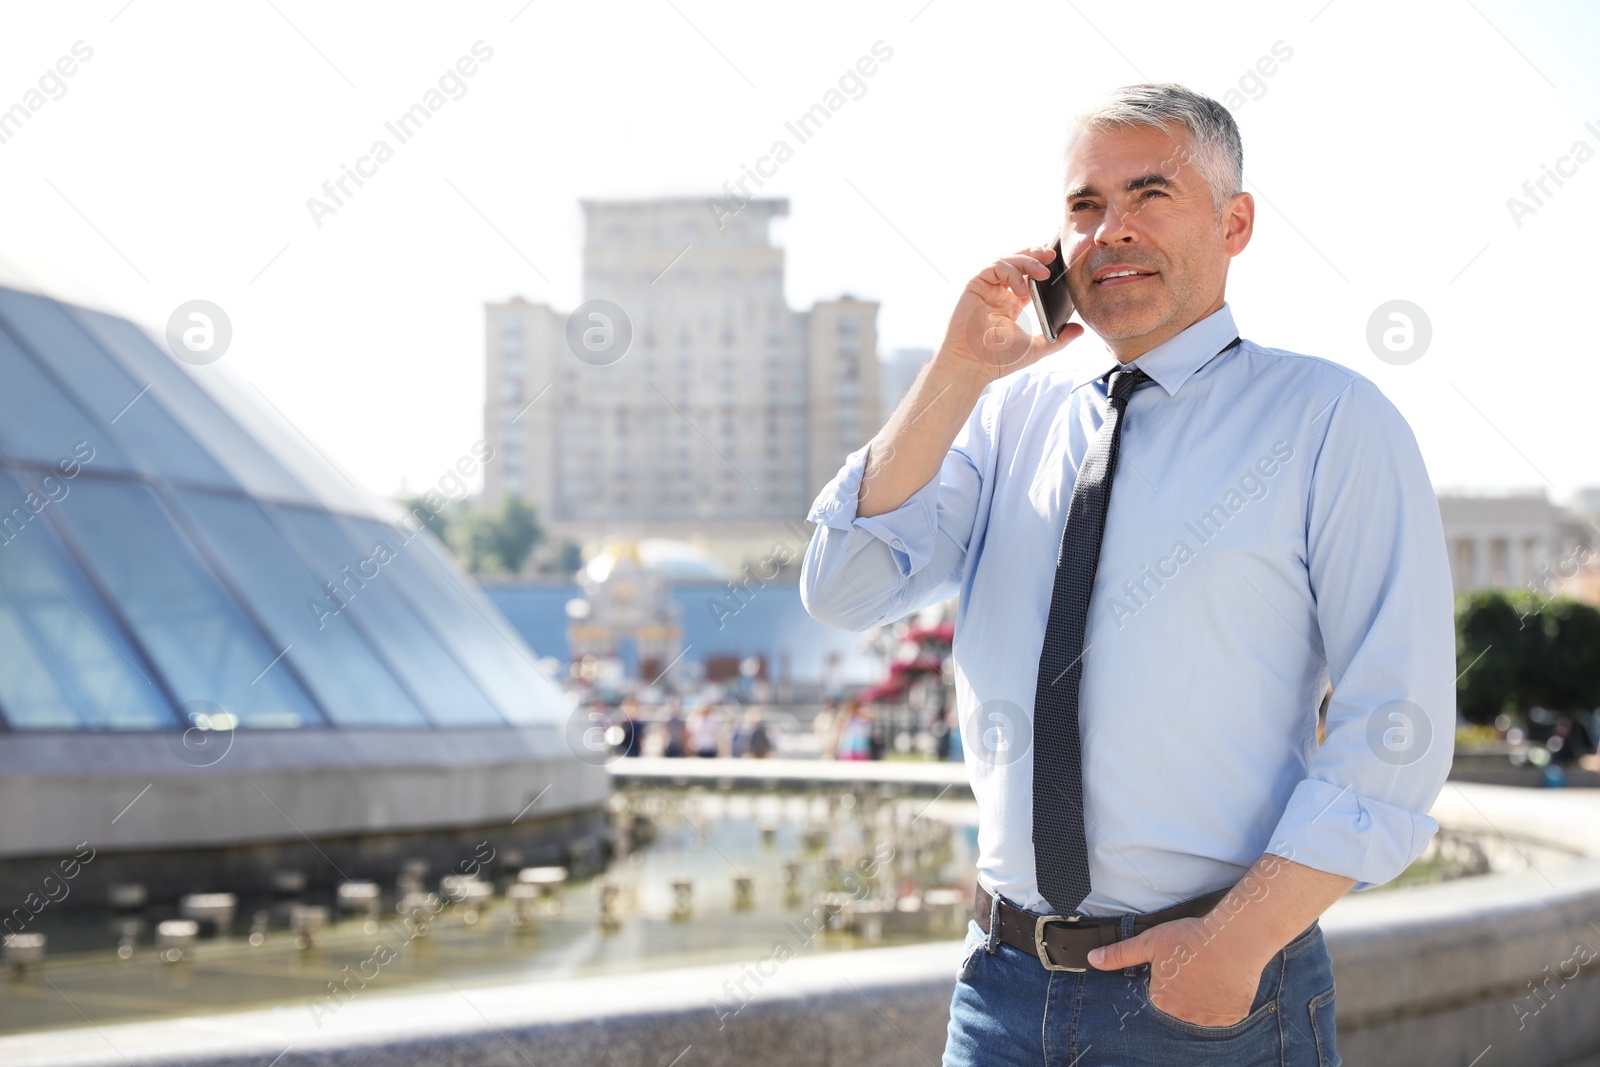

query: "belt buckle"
xmin=1034 ymin=914 xmax=1086 ymax=972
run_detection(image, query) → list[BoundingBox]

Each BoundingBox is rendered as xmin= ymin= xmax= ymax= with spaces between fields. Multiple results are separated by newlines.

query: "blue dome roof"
xmin=0 ymin=285 xmax=567 ymax=732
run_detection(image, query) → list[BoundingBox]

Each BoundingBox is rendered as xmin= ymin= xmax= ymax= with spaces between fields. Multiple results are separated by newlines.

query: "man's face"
xmin=1061 ymin=123 xmax=1245 ymax=348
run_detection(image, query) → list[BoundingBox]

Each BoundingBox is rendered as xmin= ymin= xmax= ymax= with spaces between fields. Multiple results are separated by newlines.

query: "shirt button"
xmin=892 ymin=539 xmax=904 ymax=550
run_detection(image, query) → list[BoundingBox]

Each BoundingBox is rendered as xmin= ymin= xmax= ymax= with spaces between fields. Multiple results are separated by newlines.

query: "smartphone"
xmin=1027 ymin=236 xmax=1075 ymax=343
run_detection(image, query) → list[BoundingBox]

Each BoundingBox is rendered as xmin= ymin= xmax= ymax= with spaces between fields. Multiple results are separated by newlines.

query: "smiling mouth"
xmin=1095 ymin=269 xmax=1157 ymax=287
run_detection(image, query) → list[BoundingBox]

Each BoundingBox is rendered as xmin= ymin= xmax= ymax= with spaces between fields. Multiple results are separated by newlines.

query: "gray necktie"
xmin=1030 ymin=365 xmax=1150 ymax=915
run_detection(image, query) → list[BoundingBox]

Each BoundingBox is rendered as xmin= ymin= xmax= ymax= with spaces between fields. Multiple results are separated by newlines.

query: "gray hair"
xmin=1066 ymin=84 xmax=1243 ymax=216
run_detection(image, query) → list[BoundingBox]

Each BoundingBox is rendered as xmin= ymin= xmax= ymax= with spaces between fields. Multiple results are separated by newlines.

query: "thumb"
xmin=1088 ymin=928 xmax=1155 ymax=971
xmin=1037 ymin=321 xmax=1085 ymax=358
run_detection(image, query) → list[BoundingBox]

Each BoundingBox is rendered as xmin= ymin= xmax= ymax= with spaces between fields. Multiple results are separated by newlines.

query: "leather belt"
xmin=975 ymin=882 xmax=1230 ymax=972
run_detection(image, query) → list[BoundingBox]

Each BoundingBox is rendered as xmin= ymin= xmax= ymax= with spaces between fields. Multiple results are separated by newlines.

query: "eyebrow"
xmin=1066 ymin=173 xmax=1174 ymax=202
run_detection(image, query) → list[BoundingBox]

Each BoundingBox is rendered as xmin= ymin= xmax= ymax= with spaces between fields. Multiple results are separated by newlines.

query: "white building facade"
xmin=484 ymin=198 xmax=878 ymax=563
xmin=1436 ymin=491 xmax=1594 ymax=596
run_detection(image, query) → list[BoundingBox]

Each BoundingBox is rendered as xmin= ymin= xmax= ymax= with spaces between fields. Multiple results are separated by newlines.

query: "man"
xmin=800 ymin=83 xmax=1454 ymax=1065
xmin=735 ymin=706 xmax=774 ymax=759
xmin=662 ymin=697 xmax=687 ymax=759
xmin=619 ymin=695 xmax=644 ymax=758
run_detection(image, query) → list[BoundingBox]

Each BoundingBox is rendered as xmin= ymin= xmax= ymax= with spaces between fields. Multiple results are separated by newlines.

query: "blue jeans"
xmin=943 ymin=907 xmax=1340 ymax=1066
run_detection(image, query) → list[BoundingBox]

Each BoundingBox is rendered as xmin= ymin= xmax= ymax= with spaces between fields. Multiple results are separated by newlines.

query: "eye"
xmin=1142 ymin=188 xmax=1168 ymax=199
xmin=1069 ymin=200 xmax=1096 ymax=212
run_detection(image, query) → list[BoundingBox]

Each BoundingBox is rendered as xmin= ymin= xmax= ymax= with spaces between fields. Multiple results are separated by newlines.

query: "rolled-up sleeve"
xmin=800 ymin=392 xmax=993 ymax=633
xmin=1268 ymin=376 xmax=1456 ymax=889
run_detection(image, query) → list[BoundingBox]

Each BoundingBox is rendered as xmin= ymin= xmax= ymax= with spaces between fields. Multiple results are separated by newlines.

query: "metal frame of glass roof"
xmin=0 ymin=286 xmax=566 ymax=732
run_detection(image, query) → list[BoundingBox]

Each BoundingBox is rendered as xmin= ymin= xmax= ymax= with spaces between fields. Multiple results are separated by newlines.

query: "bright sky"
xmin=1 ymin=0 xmax=1597 ymax=502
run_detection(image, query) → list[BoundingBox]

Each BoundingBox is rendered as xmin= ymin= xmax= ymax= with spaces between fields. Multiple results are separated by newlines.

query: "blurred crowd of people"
xmin=813 ymin=696 xmax=884 ymax=760
xmin=599 ymin=695 xmax=775 ymax=760
xmin=813 ymin=696 xmax=958 ymax=761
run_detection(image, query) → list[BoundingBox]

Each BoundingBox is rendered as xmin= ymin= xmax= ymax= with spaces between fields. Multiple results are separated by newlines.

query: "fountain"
xmin=291 ymin=905 xmax=329 ymax=949
xmin=516 ymin=866 xmax=567 ymax=914
xmin=155 ymin=920 xmax=197 ymax=963
xmin=2 ymin=934 xmax=45 ymax=977
xmin=107 ymin=884 xmax=146 ymax=913
xmin=336 ymin=882 xmax=381 ymax=921
xmin=178 ymin=893 xmax=236 ymax=936
xmin=507 ymin=884 xmax=540 ymax=930
xmin=0 ymin=766 xmax=1573 ymax=1067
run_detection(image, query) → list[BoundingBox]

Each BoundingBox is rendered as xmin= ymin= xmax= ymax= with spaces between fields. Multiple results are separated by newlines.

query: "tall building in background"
xmin=484 ymin=198 xmax=879 ymax=566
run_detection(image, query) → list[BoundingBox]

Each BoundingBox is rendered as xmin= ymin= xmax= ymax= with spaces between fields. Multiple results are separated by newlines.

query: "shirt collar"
xmin=1076 ymin=303 xmax=1240 ymax=398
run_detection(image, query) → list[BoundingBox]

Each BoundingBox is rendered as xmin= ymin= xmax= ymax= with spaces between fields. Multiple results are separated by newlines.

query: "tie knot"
xmin=1107 ymin=367 xmax=1149 ymax=405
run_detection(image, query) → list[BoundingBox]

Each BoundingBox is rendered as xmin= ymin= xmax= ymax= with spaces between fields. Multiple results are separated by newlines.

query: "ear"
xmin=1223 ymin=191 xmax=1254 ymax=257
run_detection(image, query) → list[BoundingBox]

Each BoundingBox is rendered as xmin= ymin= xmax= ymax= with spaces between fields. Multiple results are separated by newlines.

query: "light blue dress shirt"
xmin=801 ymin=303 xmax=1456 ymax=917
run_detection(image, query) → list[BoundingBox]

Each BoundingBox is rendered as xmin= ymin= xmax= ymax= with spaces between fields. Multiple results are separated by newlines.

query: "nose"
xmin=1096 ymin=200 xmax=1139 ymax=246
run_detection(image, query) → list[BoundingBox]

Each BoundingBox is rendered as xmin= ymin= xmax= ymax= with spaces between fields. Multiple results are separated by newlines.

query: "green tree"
xmin=456 ymin=495 xmax=543 ymax=575
xmin=398 ymin=494 xmax=450 ymax=544
xmin=1455 ymin=591 xmax=1531 ymax=724
xmin=1533 ymin=598 xmax=1600 ymax=714
xmin=1456 ymin=591 xmax=1600 ymax=723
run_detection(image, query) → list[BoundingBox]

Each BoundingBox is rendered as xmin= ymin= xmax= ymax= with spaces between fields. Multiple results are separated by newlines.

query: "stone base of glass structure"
xmin=0 ymin=726 xmax=609 ymax=907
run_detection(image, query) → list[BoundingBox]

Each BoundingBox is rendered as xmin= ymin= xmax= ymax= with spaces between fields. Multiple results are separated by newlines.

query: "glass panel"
xmin=0 ymin=289 xmax=235 ymax=489
xmin=53 ymin=477 xmax=323 ymax=729
xmin=343 ymin=517 xmax=566 ymax=725
xmin=174 ymin=491 xmax=427 ymax=728
xmin=0 ymin=330 xmax=133 ymax=474
xmin=0 ymin=470 xmax=177 ymax=730
xmin=70 ymin=308 xmax=315 ymax=505
xmin=274 ymin=506 xmax=503 ymax=727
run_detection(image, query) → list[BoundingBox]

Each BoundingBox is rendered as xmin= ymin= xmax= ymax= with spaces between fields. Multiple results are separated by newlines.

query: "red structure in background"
xmin=857 ymin=621 xmax=954 ymax=704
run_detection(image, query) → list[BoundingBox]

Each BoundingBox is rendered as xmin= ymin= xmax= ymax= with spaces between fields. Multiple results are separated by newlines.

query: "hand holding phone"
xmin=935 ymin=242 xmax=1082 ymax=386
xmin=1027 ymin=236 xmax=1075 ymax=343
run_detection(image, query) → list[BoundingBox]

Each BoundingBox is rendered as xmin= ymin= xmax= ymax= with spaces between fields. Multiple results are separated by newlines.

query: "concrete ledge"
xmin=609 ymin=756 xmax=970 ymax=796
xmin=1328 ymin=863 xmax=1600 ymax=1026
xmin=1326 ymin=784 xmax=1600 ymax=1066
xmin=0 ymin=941 xmax=961 ymax=1067
xmin=5 ymin=782 xmax=1599 ymax=1066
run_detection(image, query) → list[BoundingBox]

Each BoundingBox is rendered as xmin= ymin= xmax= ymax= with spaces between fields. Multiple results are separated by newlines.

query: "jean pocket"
xmin=956 ymin=920 xmax=985 ymax=983
xmin=1140 ymin=968 xmax=1278 ymax=1039
xmin=1309 ymin=986 xmax=1340 ymax=1066
xmin=1282 ymin=922 xmax=1324 ymax=960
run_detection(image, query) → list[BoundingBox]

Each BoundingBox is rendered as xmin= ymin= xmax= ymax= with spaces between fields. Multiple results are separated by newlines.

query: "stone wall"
xmin=2 ymin=782 xmax=1596 ymax=1067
